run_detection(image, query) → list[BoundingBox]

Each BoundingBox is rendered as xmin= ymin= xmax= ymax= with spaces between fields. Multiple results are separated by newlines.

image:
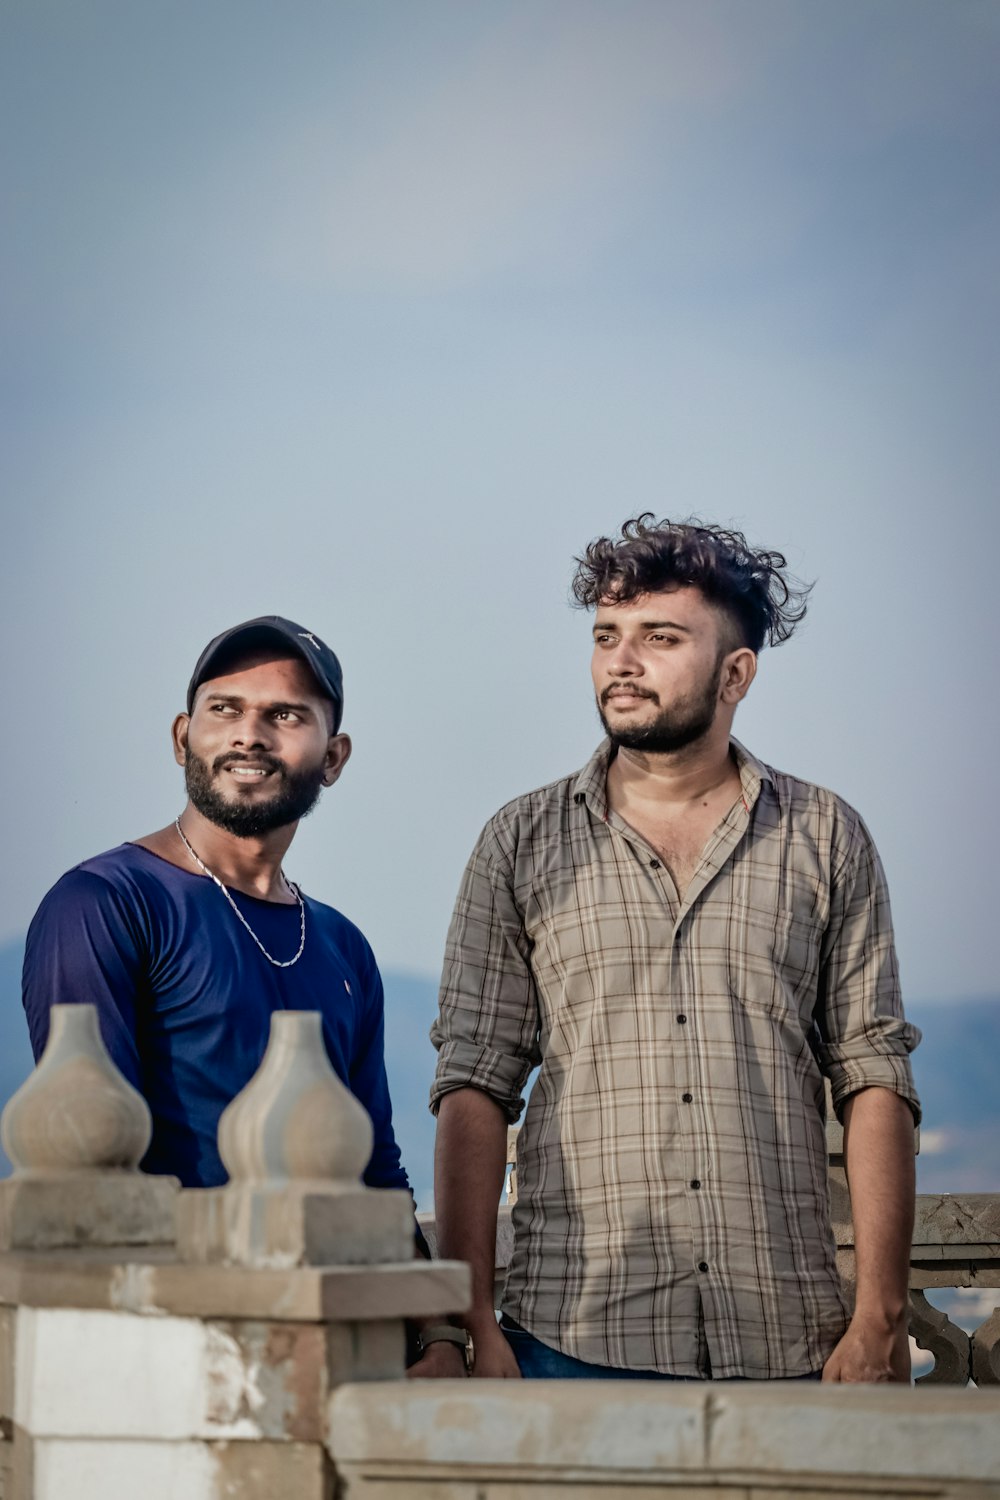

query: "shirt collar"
xmin=730 ymin=736 xmax=772 ymax=811
xmin=571 ymin=736 xmax=773 ymax=819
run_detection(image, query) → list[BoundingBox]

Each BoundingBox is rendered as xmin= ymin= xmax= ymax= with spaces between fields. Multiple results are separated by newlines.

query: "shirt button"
xmin=681 ymin=1092 xmax=693 ymax=1103
xmin=649 ymin=858 xmax=660 ymax=868
xmin=698 ymin=1261 xmax=709 ymax=1273
xmin=690 ymin=1179 xmax=701 ymax=1190
xmin=676 ymin=1014 xmax=687 ymax=1024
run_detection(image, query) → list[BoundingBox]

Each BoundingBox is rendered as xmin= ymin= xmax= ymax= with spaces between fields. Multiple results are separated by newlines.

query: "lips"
xmin=602 ymin=687 xmax=657 ymax=707
xmin=213 ymin=755 xmax=284 ymax=783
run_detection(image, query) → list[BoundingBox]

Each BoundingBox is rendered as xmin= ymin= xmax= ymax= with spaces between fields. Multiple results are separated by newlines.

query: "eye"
xmin=210 ymin=703 xmax=239 ymax=716
xmin=273 ymin=710 xmax=302 ymax=723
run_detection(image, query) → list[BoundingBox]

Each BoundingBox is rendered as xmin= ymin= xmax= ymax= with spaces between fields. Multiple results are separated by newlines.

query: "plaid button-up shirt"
xmin=430 ymin=739 xmax=921 ymax=1379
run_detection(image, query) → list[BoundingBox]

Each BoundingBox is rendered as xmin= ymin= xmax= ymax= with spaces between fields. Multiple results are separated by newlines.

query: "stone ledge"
xmin=834 ymin=1194 xmax=1000 ymax=1253
xmin=177 ymin=1183 xmax=414 ymax=1269
xmin=0 ymin=1172 xmax=178 ymax=1252
xmin=328 ymin=1383 xmax=1000 ymax=1489
xmin=16 ymin=1435 xmax=330 ymax=1500
xmin=911 ymin=1196 xmax=1000 ymax=1248
xmin=0 ymin=1252 xmax=470 ymax=1323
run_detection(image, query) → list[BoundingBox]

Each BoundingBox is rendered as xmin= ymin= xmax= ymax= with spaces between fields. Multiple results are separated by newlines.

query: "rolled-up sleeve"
xmin=429 ymin=817 xmax=542 ymax=1121
xmin=814 ymin=812 xmax=921 ymax=1123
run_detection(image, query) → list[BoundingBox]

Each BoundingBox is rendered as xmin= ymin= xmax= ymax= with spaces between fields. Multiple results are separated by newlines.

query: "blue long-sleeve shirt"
xmin=22 ymin=843 xmax=411 ymax=1192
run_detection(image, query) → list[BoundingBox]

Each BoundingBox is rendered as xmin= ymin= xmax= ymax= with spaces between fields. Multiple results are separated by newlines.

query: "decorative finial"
xmin=178 ymin=1011 xmax=412 ymax=1269
xmin=0 ymin=1004 xmax=177 ymax=1249
xmin=2 ymin=1004 xmax=150 ymax=1173
xmin=218 ymin=1011 xmax=373 ymax=1185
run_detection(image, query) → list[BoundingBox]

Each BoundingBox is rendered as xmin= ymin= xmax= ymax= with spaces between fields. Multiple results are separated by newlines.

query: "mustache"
xmin=600 ymin=683 xmax=660 ymax=707
xmin=212 ymin=752 xmax=286 ymax=776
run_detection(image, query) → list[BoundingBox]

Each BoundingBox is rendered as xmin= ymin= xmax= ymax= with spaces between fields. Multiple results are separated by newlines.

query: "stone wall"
xmin=330 ymin=1381 xmax=1000 ymax=1497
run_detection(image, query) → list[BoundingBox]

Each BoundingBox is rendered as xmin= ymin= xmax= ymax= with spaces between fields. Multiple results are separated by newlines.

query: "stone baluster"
xmin=908 ymin=1290 xmax=972 ymax=1384
xmin=0 ymin=1003 xmax=177 ymax=1250
xmin=177 ymin=1009 xmax=414 ymax=1267
xmin=972 ymin=1305 xmax=1000 ymax=1386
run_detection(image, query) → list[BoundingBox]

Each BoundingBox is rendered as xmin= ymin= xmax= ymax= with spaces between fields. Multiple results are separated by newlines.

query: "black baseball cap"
xmin=187 ymin=616 xmax=344 ymax=731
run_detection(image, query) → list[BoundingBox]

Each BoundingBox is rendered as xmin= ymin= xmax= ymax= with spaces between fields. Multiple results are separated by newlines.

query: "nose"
xmin=604 ymin=637 xmax=642 ymax=676
xmin=229 ymin=710 xmax=275 ymax=749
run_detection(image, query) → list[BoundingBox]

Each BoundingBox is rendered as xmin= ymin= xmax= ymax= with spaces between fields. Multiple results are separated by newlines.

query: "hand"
xmin=406 ymin=1340 xmax=468 ymax=1379
xmin=468 ymin=1319 xmax=523 ymax=1379
xmin=822 ymin=1316 xmax=910 ymax=1383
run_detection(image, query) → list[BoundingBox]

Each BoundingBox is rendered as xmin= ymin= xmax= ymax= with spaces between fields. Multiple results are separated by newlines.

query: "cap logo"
xmin=298 ymin=632 xmax=322 ymax=652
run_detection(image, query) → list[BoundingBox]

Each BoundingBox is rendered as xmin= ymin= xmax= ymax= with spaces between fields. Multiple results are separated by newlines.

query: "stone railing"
xmin=826 ymin=1113 xmax=1000 ymax=1386
xmin=0 ymin=1010 xmax=998 ymax=1500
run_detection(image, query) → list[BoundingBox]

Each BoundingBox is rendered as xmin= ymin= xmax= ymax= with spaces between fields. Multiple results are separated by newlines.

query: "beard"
xmin=183 ymin=748 xmax=325 ymax=837
xmin=598 ymin=656 xmax=724 ymax=754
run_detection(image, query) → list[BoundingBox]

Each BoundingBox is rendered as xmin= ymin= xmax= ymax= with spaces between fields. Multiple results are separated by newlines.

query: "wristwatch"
xmin=417 ymin=1323 xmax=475 ymax=1373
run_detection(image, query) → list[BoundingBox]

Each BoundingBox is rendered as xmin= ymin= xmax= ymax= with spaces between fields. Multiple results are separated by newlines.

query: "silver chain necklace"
xmin=174 ymin=818 xmax=306 ymax=968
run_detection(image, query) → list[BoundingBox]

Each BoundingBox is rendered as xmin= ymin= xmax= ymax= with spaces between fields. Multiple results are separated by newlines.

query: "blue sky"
xmin=3 ymin=0 xmax=999 ymax=1000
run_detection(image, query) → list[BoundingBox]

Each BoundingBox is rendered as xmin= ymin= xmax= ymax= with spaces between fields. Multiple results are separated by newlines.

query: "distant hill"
xmin=1 ymin=937 xmax=996 ymax=1204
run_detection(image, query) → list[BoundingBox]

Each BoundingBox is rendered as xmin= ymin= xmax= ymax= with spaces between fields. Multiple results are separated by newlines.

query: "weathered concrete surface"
xmin=0 ymin=1251 xmax=470 ymax=1323
xmin=912 ymin=1196 xmax=1000 ymax=1250
xmin=11 ymin=1306 xmax=408 ymax=1445
xmin=0 ymin=1172 xmax=177 ymax=1252
xmin=329 ymin=1383 xmax=707 ymax=1475
xmin=0 ymin=1311 xmax=12 ymax=1497
xmin=834 ymin=1194 xmax=1000 ymax=1256
xmin=210 ymin=1438 xmax=332 ymax=1499
xmin=18 ymin=1436 xmax=332 ymax=1500
xmin=0 ymin=1305 xmax=13 ymax=1428
xmin=328 ymin=1382 xmax=1000 ymax=1496
xmin=177 ymin=1181 xmax=414 ymax=1268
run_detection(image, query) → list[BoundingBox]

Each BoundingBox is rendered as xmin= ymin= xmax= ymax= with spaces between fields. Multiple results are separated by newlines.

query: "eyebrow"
xmin=592 ymin=619 xmax=693 ymax=634
xmin=203 ymin=693 xmax=317 ymax=714
xmin=269 ymin=700 xmax=316 ymax=715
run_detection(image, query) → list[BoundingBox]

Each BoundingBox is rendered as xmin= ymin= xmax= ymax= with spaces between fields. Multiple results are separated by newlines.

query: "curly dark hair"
xmin=571 ymin=514 xmax=812 ymax=653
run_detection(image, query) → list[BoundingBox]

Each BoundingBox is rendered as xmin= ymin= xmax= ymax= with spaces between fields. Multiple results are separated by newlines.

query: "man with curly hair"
xmin=419 ymin=516 xmax=920 ymax=1384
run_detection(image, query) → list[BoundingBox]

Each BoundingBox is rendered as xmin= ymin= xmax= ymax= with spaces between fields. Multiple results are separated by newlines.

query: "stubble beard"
xmin=183 ymin=749 xmax=326 ymax=837
xmin=598 ymin=656 xmax=725 ymax=755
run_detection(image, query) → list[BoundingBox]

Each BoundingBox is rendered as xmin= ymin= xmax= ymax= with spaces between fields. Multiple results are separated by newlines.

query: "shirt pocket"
xmin=721 ymin=876 xmax=824 ymax=1021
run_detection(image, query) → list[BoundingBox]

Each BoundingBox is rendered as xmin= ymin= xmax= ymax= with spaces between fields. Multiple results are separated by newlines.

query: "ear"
xmin=172 ymin=714 xmax=190 ymax=767
xmin=322 ymin=733 xmax=352 ymax=787
xmin=719 ymin=648 xmax=757 ymax=705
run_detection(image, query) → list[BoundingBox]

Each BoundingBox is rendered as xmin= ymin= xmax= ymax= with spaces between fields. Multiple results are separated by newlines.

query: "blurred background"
xmin=2 ymin=1 xmax=998 ymax=1219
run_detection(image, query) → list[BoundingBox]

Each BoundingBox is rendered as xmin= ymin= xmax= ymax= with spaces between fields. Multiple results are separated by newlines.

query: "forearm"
xmin=843 ymin=1086 xmax=915 ymax=1326
xmin=434 ymin=1086 xmax=508 ymax=1335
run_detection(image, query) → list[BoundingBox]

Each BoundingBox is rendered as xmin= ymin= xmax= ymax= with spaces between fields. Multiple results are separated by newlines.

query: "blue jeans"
xmin=500 ymin=1316 xmax=823 ymax=1382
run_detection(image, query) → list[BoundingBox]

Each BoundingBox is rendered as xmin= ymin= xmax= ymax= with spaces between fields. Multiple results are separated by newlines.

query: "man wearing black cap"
xmin=21 ymin=617 xmax=413 ymax=1200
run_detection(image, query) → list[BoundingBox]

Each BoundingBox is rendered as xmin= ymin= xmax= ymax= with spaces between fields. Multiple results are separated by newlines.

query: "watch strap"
xmin=417 ymin=1323 xmax=473 ymax=1370
xmin=418 ymin=1324 xmax=468 ymax=1351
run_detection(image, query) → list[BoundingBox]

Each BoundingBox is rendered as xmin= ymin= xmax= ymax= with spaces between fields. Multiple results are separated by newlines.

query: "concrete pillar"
xmin=177 ymin=1010 xmax=414 ymax=1269
xmin=0 ymin=1007 xmax=469 ymax=1500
